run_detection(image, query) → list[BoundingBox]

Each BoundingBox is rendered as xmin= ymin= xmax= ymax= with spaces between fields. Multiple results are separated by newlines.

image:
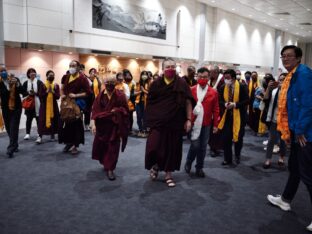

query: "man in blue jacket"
xmin=267 ymin=45 xmax=312 ymax=232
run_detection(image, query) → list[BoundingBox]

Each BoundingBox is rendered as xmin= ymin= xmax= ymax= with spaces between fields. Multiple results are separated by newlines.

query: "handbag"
xmin=22 ymin=96 xmax=35 ymax=110
xmin=60 ymin=96 xmax=81 ymax=122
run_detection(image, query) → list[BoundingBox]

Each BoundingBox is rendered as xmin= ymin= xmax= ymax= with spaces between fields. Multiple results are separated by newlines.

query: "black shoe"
xmin=6 ymin=151 xmax=13 ymax=158
xmin=235 ymin=157 xmax=240 ymax=164
xmin=63 ymin=144 xmax=73 ymax=153
xmin=221 ymin=161 xmax=232 ymax=166
xmin=107 ymin=171 xmax=116 ymax=181
xmin=184 ymin=162 xmax=191 ymax=174
xmin=262 ymin=163 xmax=271 ymax=169
xmin=195 ymin=169 xmax=205 ymax=178
xmin=14 ymin=148 xmax=19 ymax=153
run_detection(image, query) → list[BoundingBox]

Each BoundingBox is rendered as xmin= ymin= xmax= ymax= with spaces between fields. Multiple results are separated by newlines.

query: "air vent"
xmin=91 ymin=50 xmax=111 ymax=55
xmin=273 ymin=12 xmax=291 ymax=15
xmin=299 ymin=22 xmax=312 ymax=25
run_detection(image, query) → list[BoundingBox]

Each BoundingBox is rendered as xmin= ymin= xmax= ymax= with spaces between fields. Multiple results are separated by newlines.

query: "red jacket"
xmin=191 ymin=85 xmax=220 ymax=127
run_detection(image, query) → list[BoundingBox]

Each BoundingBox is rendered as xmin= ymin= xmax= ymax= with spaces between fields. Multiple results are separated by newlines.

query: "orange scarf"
xmin=277 ymin=67 xmax=297 ymax=141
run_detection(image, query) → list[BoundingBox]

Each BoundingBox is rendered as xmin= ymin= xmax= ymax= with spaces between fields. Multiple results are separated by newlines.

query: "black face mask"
xmin=47 ymin=76 xmax=54 ymax=82
xmin=105 ymin=84 xmax=115 ymax=92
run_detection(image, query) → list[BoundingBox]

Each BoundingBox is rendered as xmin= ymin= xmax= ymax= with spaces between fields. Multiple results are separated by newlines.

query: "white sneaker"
xmin=24 ymin=134 xmax=30 ymax=140
xmin=267 ymin=194 xmax=291 ymax=211
xmin=273 ymin=145 xmax=280 ymax=154
xmin=307 ymin=222 xmax=312 ymax=232
xmin=263 ymin=140 xmax=268 ymax=145
xmin=35 ymin=136 xmax=42 ymax=144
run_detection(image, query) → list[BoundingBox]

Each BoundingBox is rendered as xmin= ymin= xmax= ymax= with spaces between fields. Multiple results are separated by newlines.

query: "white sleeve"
xmin=123 ymin=83 xmax=130 ymax=100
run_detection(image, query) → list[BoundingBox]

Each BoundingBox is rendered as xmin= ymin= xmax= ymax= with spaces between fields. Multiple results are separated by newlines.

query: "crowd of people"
xmin=0 ymin=45 xmax=311 ymax=231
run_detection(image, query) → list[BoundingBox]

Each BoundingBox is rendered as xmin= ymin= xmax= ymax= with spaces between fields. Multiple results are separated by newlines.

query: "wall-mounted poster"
xmin=92 ymin=0 xmax=167 ymax=40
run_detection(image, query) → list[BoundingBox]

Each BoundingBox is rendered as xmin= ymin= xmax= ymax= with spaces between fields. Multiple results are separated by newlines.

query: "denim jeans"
xmin=135 ymin=102 xmax=145 ymax=131
xmin=266 ymin=122 xmax=286 ymax=159
xmin=186 ymin=125 xmax=211 ymax=170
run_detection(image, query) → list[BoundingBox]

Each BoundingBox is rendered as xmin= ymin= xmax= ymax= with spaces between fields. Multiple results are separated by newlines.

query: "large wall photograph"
xmin=92 ymin=0 xmax=167 ymax=40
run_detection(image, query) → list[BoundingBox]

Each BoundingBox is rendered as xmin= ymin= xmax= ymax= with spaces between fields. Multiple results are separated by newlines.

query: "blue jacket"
xmin=287 ymin=64 xmax=312 ymax=142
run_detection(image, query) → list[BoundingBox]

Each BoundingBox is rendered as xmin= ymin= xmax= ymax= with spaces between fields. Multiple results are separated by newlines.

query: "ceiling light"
xmin=307 ymin=8 xmax=311 ymax=11
xmin=232 ymin=8 xmax=235 ymax=11
xmin=285 ymin=28 xmax=288 ymax=31
xmin=296 ymin=32 xmax=299 ymax=35
xmin=94 ymin=54 xmax=98 ymax=57
xmin=275 ymin=24 xmax=279 ymax=27
xmin=211 ymin=0 xmax=215 ymax=2
xmin=249 ymin=15 xmax=252 ymax=17
xmin=263 ymin=20 xmax=266 ymax=22
xmin=38 ymin=49 xmax=43 ymax=52
xmin=280 ymin=18 xmax=283 ymax=20
xmin=69 ymin=52 xmax=72 ymax=55
xmin=136 ymin=58 xmax=139 ymax=60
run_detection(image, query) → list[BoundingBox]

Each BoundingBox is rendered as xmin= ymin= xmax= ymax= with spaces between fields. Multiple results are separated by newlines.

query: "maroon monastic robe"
xmin=58 ymin=73 xmax=91 ymax=146
xmin=92 ymin=89 xmax=129 ymax=171
xmin=38 ymin=83 xmax=60 ymax=135
xmin=145 ymin=76 xmax=195 ymax=172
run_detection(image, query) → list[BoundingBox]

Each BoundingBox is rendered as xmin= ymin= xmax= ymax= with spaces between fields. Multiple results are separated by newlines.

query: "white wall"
xmin=3 ymin=0 xmax=299 ymax=67
xmin=206 ymin=8 xmax=276 ymax=68
xmin=3 ymin=0 xmax=73 ymax=45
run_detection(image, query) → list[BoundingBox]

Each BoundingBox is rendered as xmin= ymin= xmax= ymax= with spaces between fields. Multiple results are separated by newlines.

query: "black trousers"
xmin=84 ymin=111 xmax=91 ymax=126
xmin=222 ymin=113 xmax=245 ymax=163
xmin=25 ymin=109 xmax=39 ymax=135
xmin=282 ymin=135 xmax=312 ymax=206
xmin=129 ymin=111 xmax=134 ymax=131
xmin=2 ymin=108 xmax=22 ymax=153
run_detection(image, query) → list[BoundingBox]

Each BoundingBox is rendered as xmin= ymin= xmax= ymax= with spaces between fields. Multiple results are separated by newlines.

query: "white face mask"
xmin=236 ymin=75 xmax=241 ymax=80
xmin=224 ymin=79 xmax=232 ymax=86
xmin=69 ymin=68 xmax=76 ymax=75
xmin=141 ymin=75 xmax=148 ymax=81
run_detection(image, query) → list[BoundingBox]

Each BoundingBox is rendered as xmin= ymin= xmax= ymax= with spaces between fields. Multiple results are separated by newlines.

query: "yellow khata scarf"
xmin=218 ymin=80 xmax=241 ymax=142
xmin=45 ymin=81 xmax=54 ymax=128
xmin=93 ymin=78 xmax=99 ymax=97
xmin=69 ymin=73 xmax=79 ymax=83
xmin=248 ymin=79 xmax=258 ymax=97
xmin=258 ymin=111 xmax=267 ymax=134
xmin=277 ymin=66 xmax=297 ymax=141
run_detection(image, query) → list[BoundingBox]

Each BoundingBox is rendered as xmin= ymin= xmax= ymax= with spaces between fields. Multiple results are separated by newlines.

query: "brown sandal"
xmin=165 ymin=178 xmax=176 ymax=188
xmin=150 ymin=167 xmax=158 ymax=180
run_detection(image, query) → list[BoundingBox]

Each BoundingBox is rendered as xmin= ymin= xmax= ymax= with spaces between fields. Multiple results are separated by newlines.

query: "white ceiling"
xmin=198 ymin=0 xmax=312 ymax=42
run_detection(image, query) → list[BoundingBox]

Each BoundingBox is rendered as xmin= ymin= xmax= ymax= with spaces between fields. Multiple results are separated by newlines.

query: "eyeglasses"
xmin=197 ymin=75 xmax=209 ymax=79
xmin=280 ymin=54 xmax=296 ymax=59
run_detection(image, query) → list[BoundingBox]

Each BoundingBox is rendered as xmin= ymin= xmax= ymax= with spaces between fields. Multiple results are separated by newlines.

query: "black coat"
xmin=0 ymin=78 xmax=26 ymax=111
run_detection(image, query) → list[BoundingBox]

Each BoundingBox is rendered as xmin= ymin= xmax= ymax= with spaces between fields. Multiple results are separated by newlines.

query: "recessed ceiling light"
xmin=280 ymin=18 xmax=283 ymax=20
xmin=211 ymin=0 xmax=215 ymax=2
xmin=38 ymin=49 xmax=43 ymax=52
xmin=285 ymin=28 xmax=288 ymax=31
xmin=296 ymin=32 xmax=299 ymax=35
xmin=232 ymin=8 xmax=235 ymax=11
xmin=94 ymin=54 xmax=98 ymax=57
xmin=307 ymin=8 xmax=311 ymax=11
xmin=263 ymin=20 xmax=266 ymax=22
xmin=136 ymin=58 xmax=139 ymax=60
xmin=249 ymin=15 xmax=252 ymax=17
xmin=69 ymin=52 xmax=72 ymax=55
xmin=275 ymin=24 xmax=279 ymax=27
xmin=116 ymin=56 xmax=120 ymax=58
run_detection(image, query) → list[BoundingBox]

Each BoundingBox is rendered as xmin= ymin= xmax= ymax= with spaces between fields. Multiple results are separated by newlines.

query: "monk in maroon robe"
xmin=38 ymin=70 xmax=60 ymax=140
xmin=91 ymin=76 xmax=129 ymax=180
xmin=58 ymin=60 xmax=91 ymax=155
xmin=145 ymin=58 xmax=194 ymax=188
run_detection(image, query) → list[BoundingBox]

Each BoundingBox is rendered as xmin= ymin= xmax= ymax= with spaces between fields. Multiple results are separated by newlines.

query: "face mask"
xmin=105 ymin=83 xmax=115 ymax=92
xmin=47 ymin=76 xmax=54 ymax=82
xmin=224 ymin=79 xmax=232 ymax=86
xmin=69 ymin=68 xmax=76 ymax=75
xmin=245 ymin=75 xmax=250 ymax=81
xmin=197 ymin=78 xmax=208 ymax=87
xmin=1 ymin=71 xmax=8 ymax=80
xmin=236 ymin=75 xmax=241 ymax=80
xmin=164 ymin=69 xmax=176 ymax=79
xmin=124 ymin=77 xmax=132 ymax=82
xmin=141 ymin=75 xmax=148 ymax=81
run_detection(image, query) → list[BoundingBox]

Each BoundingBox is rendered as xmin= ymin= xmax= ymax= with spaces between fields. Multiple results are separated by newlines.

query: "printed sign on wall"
xmin=92 ymin=0 xmax=167 ymax=39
